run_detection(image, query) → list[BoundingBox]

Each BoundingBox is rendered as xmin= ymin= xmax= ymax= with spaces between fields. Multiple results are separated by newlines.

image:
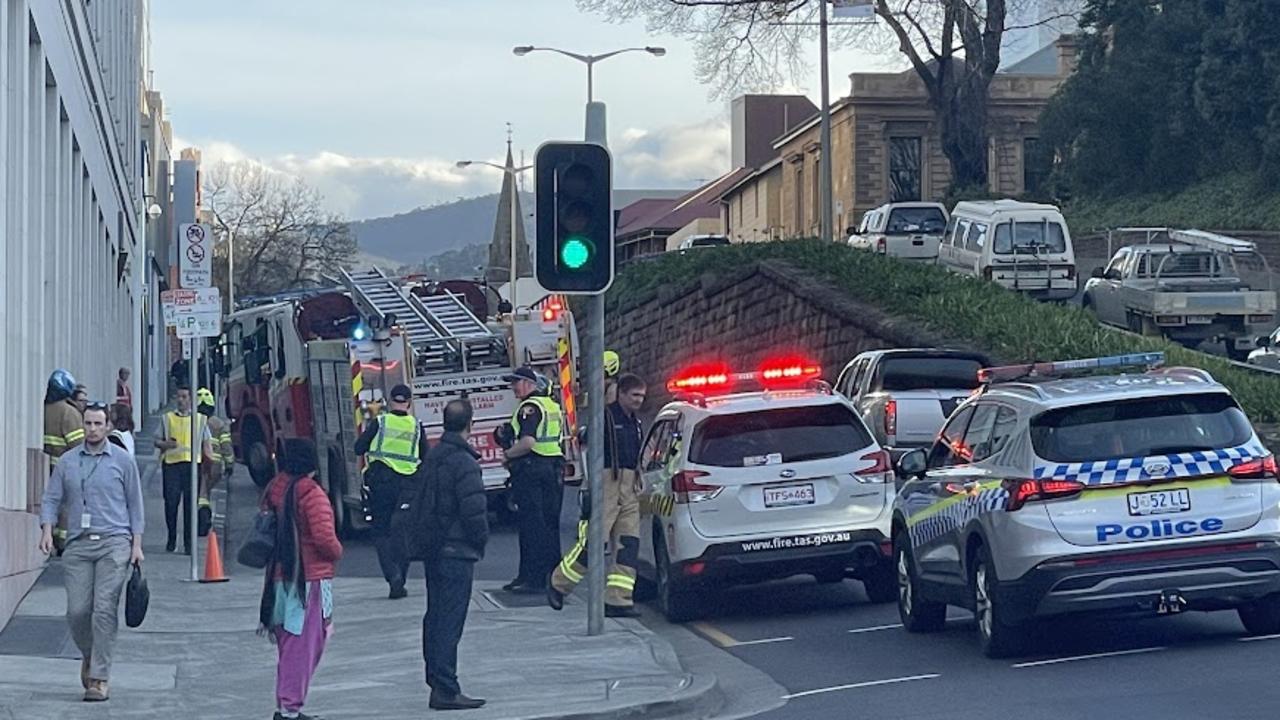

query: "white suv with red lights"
xmin=636 ymin=359 xmax=898 ymax=622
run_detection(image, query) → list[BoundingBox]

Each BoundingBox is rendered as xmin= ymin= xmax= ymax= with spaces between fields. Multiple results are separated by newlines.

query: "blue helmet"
xmin=47 ymin=369 xmax=76 ymax=402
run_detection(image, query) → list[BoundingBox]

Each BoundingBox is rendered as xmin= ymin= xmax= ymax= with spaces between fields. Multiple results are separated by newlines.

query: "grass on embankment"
xmin=607 ymin=238 xmax=1280 ymax=423
xmin=1062 ymin=172 xmax=1280 ymax=236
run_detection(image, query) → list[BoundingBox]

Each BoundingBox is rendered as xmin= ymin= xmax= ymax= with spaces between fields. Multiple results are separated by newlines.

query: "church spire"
xmin=486 ymin=126 xmax=531 ymax=288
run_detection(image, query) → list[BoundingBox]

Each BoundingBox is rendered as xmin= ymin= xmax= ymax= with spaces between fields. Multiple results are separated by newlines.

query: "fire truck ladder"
xmin=342 ymin=268 xmax=505 ymax=374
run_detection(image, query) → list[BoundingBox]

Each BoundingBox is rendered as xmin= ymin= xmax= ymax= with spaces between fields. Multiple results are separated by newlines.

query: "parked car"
xmin=835 ymin=349 xmax=989 ymax=456
xmin=637 ymin=358 xmax=897 ymax=622
xmin=938 ymin=200 xmax=1077 ymax=302
xmin=1248 ymin=327 xmax=1280 ymax=370
xmin=892 ymin=353 xmax=1280 ymax=658
xmin=678 ymin=234 xmax=731 ymax=252
xmin=848 ymin=202 xmax=949 ymax=260
xmin=1083 ymin=228 xmax=1276 ymax=360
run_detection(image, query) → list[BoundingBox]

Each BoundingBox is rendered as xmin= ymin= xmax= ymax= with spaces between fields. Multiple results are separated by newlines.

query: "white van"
xmin=938 ymin=200 xmax=1077 ymax=301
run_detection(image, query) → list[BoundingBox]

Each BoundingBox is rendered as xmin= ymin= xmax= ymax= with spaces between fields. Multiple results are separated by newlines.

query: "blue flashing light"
xmin=980 ymin=352 xmax=1166 ymax=383
xmin=352 ymin=323 xmax=369 ymax=342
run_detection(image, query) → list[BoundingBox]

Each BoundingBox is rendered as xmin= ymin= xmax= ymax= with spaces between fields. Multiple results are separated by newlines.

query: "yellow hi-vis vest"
xmin=164 ymin=411 xmax=207 ymax=465
xmin=367 ymin=413 xmax=422 ymax=475
xmin=512 ymin=395 xmax=564 ymax=458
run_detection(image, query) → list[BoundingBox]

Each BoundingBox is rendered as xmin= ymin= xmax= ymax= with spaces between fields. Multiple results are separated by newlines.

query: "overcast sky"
xmin=149 ymin=0 xmax=899 ymax=220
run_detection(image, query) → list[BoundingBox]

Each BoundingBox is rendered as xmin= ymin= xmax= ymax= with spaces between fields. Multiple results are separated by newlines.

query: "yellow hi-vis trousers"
xmin=551 ymin=469 xmax=641 ymax=607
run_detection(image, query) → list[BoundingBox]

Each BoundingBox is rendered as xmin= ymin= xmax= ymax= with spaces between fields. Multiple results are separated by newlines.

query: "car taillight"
xmin=884 ymin=398 xmax=897 ymax=439
xmin=876 ymin=236 xmax=886 ymax=253
xmin=1228 ymin=454 xmax=1279 ymax=482
xmin=673 ymin=470 xmax=721 ymax=503
xmin=855 ymin=449 xmax=891 ymax=482
xmin=1003 ymin=478 xmax=1085 ymax=511
xmin=1063 ymin=265 xmax=1076 ymax=280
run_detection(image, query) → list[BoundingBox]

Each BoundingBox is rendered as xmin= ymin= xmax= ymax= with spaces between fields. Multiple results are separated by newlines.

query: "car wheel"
xmin=655 ymin=534 xmax=702 ymax=623
xmin=1227 ymin=343 xmax=1252 ymax=362
xmin=1238 ymin=594 xmax=1280 ymax=635
xmin=862 ymin=559 xmax=898 ymax=604
xmin=972 ymin=544 xmax=1025 ymax=658
xmin=895 ymin=532 xmax=945 ymax=632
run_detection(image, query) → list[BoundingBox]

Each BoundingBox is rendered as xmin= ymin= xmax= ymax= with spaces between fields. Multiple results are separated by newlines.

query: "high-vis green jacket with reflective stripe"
xmin=511 ymin=395 xmax=564 ymax=458
xmin=367 ymin=413 xmax=422 ymax=475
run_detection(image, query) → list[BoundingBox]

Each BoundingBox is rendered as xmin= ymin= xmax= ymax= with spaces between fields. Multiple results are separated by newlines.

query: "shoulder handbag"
xmin=125 ymin=561 xmax=149 ymax=628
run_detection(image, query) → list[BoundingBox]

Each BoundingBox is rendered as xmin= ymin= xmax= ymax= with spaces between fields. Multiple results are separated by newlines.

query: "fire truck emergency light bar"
xmin=667 ymin=357 xmax=822 ymax=394
xmin=978 ymin=352 xmax=1166 ymax=384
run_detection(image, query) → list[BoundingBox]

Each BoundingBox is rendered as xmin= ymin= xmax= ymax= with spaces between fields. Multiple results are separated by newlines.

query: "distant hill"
xmin=349 ymin=188 xmax=693 ymax=267
xmin=349 ymin=192 xmax=530 ymax=267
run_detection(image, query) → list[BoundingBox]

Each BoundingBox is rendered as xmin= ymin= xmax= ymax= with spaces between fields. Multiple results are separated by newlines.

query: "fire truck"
xmin=221 ymin=269 xmax=581 ymax=533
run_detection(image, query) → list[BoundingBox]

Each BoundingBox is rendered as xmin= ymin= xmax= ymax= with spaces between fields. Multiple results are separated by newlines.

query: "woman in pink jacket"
xmin=259 ymin=439 xmax=343 ymax=720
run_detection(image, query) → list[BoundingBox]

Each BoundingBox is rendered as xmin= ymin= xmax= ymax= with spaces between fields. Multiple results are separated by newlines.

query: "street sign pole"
xmin=585 ymin=101 xmax=608 ymax=637
xmin=189 ymin=339 xmax=199 ymax=581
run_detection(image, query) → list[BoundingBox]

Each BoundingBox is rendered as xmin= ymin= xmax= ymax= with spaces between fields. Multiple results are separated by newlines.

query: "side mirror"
xmin=1104 ymin=269 xmax=1122 ymax=281
xmin=1257 ymin=336 xmax=1272 ymax=349
xmin=896 ymin=448 xmax=927 ymax=478
xmin=1090 ymin=267 xmax=1104 ymax=279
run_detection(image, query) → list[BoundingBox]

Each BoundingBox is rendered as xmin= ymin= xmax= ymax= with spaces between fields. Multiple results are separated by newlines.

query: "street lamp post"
xmin=512 ymin=45 xmax=666 ymax=104
xmin=513 ymin=43 xmax=664 ymax=637
xmin=456 ymin=160 xmax=532 ymax=310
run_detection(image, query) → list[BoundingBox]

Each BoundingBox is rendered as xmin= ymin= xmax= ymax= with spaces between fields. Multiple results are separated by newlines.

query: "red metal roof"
xmin=615 ymin=168 xmax=753 ymax=239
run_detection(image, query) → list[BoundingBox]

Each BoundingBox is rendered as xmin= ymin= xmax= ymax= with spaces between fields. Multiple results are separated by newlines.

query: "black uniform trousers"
xmin=365 ymin=462 xmax=410 ymax=590
xmin=162 ymin=462 xmax=193 ymax=551
xmin=510 ymin=456 xmax=563 ymax=588
xmin=422 ymin=556 xmax=475 ymax=697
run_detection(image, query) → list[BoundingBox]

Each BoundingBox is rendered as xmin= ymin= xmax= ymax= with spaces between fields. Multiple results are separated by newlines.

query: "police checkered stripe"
xmin=909 ymin=487 xmax=1009 ymax=549
xmin=1032 ymin=443 xmax=1265 ymax=486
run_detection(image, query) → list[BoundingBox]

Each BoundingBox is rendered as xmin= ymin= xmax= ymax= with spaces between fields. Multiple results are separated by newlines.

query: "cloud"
xmin=176 ymin=117 xmax=731 ymax=220
xmin=614 ymin=118 xmax=731 ymax=186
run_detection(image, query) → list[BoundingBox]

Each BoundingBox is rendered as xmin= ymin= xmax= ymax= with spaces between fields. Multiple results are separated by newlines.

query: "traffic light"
xmin=535 ymin=141 xmax=613 ymax=294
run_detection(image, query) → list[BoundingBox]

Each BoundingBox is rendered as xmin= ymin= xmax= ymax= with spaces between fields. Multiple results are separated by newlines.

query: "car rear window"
xmin=992 ymin=221 xmax=1068 ymax=255
xmin=887 ymin=207 xmax=946 ymax=234
xmin=689 ymin=404 xmax=872 ymax=467
xmin=1030 ymin=392 xmax=1253 ymax=463
xmin=691 ymin=236 xmax=730 ymax=247
xmin=878 ymin=357 xmax=984 ymax=391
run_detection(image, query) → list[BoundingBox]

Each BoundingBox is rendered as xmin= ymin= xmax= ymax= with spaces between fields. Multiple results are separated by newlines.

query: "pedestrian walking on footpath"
xmin=354 ymin=383 xmax=427 ymax=599
xmin=409 ymin=399 xmax=488 ymax=710
xmin=500 ymin=367 xmax=565 ymax=595
xmin=548 ymin=373 xmax=647 ymax=617
xmin=260 ymin=438 xmax=343 ymax=720
xmin=154 ymin=385 xmax=212 ymax=554
xmin=38 ymin=402 xmax=145 ymax=702
xmin=107 ymin=403 xmax=135 ymax=455
xmin=115 ymin=367 xmax=132 ymax=407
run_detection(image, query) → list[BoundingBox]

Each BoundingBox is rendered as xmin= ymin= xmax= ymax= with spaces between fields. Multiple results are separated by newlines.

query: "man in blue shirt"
xmin=39 ymin=402 xmax=145 ymax=703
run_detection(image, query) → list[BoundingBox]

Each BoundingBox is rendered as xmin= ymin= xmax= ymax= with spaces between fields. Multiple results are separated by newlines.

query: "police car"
xmin=636 ymin=357 xmax=897 ymax=622
xmin=891 ymin=352 xmax=1280 ymax=657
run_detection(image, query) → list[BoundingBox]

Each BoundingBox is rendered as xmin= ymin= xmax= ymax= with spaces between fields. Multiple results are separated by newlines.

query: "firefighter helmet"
xmin=603 ymin=350 xmax=620 ymax=377
xmin=47 ymin=369 xmax=77 ymax=402
xmin=197 ymin=388 xmax=215 ymax=407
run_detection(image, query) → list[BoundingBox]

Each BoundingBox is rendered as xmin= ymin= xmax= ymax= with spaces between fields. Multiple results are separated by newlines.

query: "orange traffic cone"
xmin=200 ymin=529 xmax=230 ymax=583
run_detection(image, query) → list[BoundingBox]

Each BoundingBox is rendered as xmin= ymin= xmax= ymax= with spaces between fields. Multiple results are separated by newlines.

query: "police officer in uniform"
xmin=500 ymin=367 xmax=565 ymax=594
xmin=355 ymin=383 xmax=428 ymax=599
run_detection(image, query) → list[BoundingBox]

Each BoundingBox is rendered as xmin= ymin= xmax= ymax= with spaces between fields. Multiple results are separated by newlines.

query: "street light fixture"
xmin=511 ymin=45 xmax=666 ymax=102
xmin=456 ymin=159 xmax=533 ymax=309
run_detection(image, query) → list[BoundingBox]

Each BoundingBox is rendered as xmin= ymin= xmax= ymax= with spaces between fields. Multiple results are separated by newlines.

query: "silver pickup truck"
xmin=1082 ymin=229 xmax=1276 ymax=360
xmin=834 ymin=349 xmax=989 ymax=456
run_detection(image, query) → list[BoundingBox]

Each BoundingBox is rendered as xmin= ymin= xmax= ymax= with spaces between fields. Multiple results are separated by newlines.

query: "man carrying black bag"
xmin=398 ymin=399 xmax=489 ymax=711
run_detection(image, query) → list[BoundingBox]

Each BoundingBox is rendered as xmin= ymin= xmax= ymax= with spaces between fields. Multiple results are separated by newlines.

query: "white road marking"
xmin=782 ymin=674 xmax=941 ymax=699
xmin=847 ymin=623 xmax=903 ymax=634
xmin=733 ymin=636 xmax=795 ymax=646
xmin=1239 ymin=633 xmax=1280 ymax=642
xmin=1012 ymin=646 xmax=1166 ymax=668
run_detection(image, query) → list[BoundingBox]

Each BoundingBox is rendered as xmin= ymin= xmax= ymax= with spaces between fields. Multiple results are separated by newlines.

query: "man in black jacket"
xmin=420 ymin=399 xmax=488 ymax=711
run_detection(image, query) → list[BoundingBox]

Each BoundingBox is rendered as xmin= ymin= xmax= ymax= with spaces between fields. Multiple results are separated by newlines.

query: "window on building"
xmin=811 ymin=157 xmax=821 ymax=229
xmin=1023 ymin=138 xmax=1050 ymax=196
xmin=753 ymin=184 xmax=760 ymax=217
xmin=889 ymin=137 xmax=922 ymax=202
xmin=794 ymin=166 xmax=804 ymax=233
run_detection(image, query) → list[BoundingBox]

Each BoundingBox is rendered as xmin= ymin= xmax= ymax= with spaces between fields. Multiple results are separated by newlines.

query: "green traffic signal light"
xmin=561 ymin=236 xmax=591 ymax=269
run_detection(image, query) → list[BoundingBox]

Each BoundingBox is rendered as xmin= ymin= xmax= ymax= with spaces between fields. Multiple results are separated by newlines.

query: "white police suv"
xmin=892 ymin=353 xmax=1280 ymax=657
xmin=636 ymin=358 xmax=897 ymax=622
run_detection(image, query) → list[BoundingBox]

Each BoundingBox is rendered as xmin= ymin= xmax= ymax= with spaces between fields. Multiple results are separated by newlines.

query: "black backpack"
xmin=393 ymin=457 xmax=443 ymax=562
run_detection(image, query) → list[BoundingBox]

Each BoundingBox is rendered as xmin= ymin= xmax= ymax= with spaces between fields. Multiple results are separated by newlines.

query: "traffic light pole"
xmin=584 ymin=100 xmax=607 ymax=637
